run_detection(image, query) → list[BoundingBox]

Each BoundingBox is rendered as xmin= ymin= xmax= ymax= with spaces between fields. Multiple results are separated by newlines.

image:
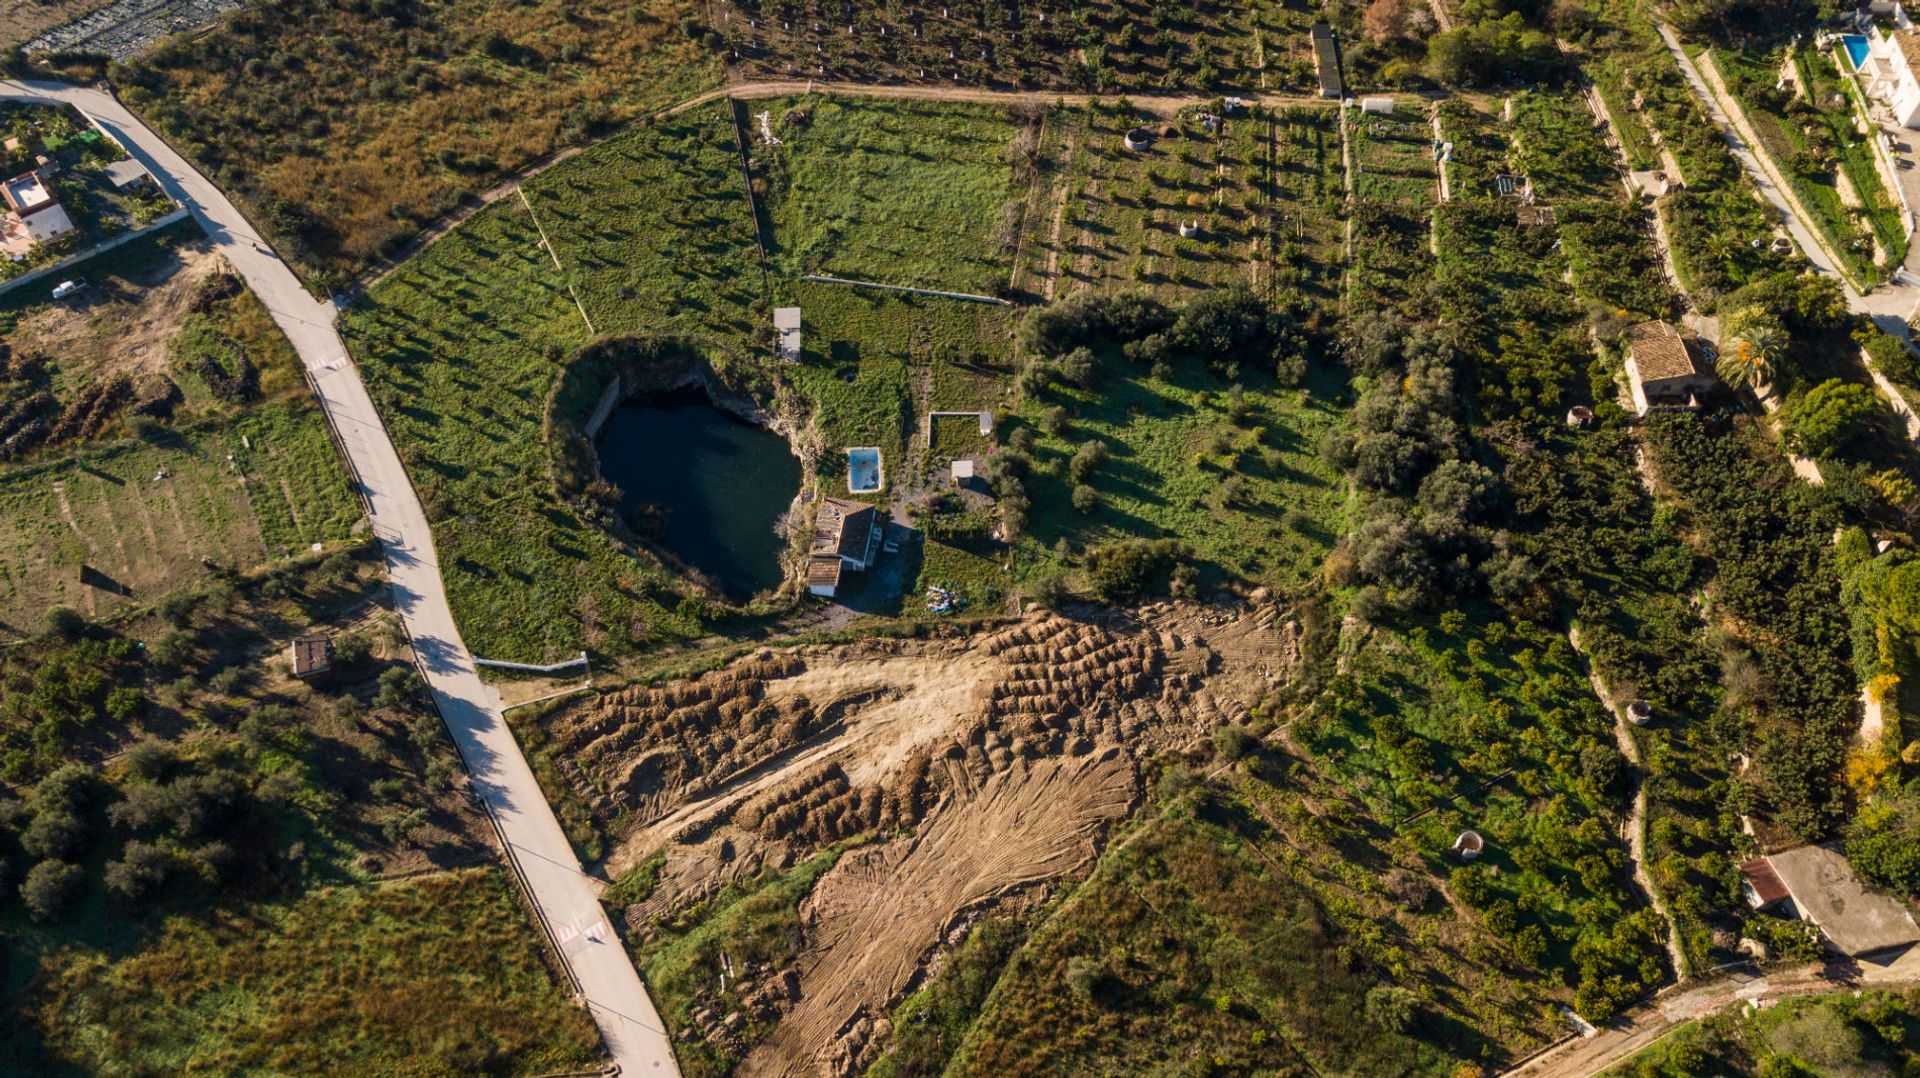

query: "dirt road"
xmin=0 ymin=78 xmax=680 ymax=1077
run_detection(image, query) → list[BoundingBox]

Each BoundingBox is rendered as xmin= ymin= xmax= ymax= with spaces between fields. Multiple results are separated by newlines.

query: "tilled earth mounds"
xmin=539 ymin=603 xmax=1288 ymax=1075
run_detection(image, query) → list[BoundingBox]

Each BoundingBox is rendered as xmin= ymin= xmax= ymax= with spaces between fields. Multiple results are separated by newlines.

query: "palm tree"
xmin=1717 ymin=310 xmax=1786 ymax=392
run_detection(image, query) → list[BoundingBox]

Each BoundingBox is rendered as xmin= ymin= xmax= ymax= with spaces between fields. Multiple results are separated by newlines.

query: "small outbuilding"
xmin=1623 ymin=320 xmax=1715 ymax=416
xmin=290 ymin=633 xmax=335 ymax=679
xmin=1359 ymin=96 xmax=1395 ymax=115
xmin=1310 ymin=24 xmax=1344 ymax=99
xmin=806 ymin=554 xmax=845 ymax=598
xmin=774 ymin=306 xmax=802 ymax=362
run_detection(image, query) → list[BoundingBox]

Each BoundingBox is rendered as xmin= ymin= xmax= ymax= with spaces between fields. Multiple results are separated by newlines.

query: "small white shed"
xmin=774 ymin=307 xmax=802 ymax=362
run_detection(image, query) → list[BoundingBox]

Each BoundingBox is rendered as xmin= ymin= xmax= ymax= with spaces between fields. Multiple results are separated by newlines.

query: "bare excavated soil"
xmin=539 ymin=599 xmax=1300 ymax=1075
xmin=13 ymin=241 xmax=220 ymax=386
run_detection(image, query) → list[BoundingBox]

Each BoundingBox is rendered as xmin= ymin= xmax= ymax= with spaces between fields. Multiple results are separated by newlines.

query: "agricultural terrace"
xmin=1346 ymin=101 xmax=1437 ymax=313
xmin=716 ymin=0 xmax=1350 ymax=94
xmin=756 ymin=96 xmax=1022 ymax=295
xmin=1579 ymin=12 xmax=1785 ymax=309
xmin=1713 ymin=44 xmax=1900 ymax=286
xmin=1011 ymin=101 xmax=1343 ymax=304
xmin=0 ymin=223 xmax=358 ymax=633
xmin=1306 ymin=610 xmax=1668 ymax=1019
xmin=1505 ymin=422 xmax=1734 ymax=972
xmin=116 ymin=0 xmax=721 ymax=284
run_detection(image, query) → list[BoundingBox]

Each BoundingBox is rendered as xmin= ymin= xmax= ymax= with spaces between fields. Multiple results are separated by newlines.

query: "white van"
xmin=51 ymin=278 xmax=84 ymax=300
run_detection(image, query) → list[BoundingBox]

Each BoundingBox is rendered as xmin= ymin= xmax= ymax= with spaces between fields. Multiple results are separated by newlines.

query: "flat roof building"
xmin=290 ymin=633 xmax=334 ymax=679
xmin=1757 ymin=845 xmax=1920 ymax=959
xmin=774 ymin=307 xmax=802 ymax=362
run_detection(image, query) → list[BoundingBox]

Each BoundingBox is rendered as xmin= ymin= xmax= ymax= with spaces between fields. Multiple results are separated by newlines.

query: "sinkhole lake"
xmin=595 ymin=389 xmax=801 ymax=599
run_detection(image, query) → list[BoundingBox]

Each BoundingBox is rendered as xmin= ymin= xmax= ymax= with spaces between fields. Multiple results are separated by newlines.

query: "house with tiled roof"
xmin=807 ymin=498 xmax=881 ymax=598
xmin=1623 ymin=320 xmax=1715 ymax=416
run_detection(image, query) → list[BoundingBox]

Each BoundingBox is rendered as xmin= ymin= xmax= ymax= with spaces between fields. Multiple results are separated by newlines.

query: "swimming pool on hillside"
xmin=1844 ymin=34 xmax=1871 ymax=71
xmin=846 ymin=446 xmax=884 ymax=493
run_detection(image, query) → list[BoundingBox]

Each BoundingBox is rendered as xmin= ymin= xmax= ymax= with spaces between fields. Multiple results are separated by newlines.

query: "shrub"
xmin=44 ymin=606 xmax=84 ymax=638
xmin=376 ymin=667 xmax=424 ymax=709
xmin=1071 ymin=484 xmax=1098 ymax=513
xmin=1026 ymin=573 xmax=1071 ymax=609
xmin=1848 ymin=794 xmax=1920 ymax=895
xmin=1783 ymin=379 xmax=1879 ymax=459
xmin=19 ymin=859 xmax=84 ymax=921
xmin=1069 ymin=440 xmax=1109 ymax=484
xmin=1364 ymin=985 xmax=1419 ymax=1033
xmin=1065 ymin=955 xmax=1107 ymax=1004
xmin=1212 ymin=724 xmax=1256 ymax=760
xmin=1084 ymin=539 xmax=1188 ymax=602
xmin=104 ymin=840 xmax=171 ymax=900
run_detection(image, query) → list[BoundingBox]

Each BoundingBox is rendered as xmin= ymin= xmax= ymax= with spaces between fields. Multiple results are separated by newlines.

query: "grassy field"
xmin=0 ymin=402 xmax=360 ymax=632
xmin=27 ymin=867 xmax=600 ymax=1075
xmin=116 ymin=0 xmax=721 ymax=285
xmin=1012 ymin=352 xmax=1350 ymax=593
xmin=758 ymin=96 xmax=1021 ymax=296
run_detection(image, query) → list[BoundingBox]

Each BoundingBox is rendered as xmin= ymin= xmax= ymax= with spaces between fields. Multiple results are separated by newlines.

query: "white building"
xmin=1 ymin=170 xmax=73 ymax=245
xmin=1857 ymin=24 xmax=1920 ymax=129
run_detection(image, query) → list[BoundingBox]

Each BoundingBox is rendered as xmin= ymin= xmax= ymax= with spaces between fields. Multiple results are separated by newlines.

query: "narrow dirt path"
xmin=1567 ymin=625 xmax=1690 ymax=984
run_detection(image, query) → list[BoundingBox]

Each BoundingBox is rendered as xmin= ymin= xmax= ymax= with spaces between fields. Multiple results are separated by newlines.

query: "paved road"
xmin=0 ymin=79 xmax=678 ymax=1076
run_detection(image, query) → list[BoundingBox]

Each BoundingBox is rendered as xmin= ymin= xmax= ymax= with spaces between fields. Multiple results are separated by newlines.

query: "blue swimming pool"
xmin=846 ymin=446 xmax=884 ymax=493
xmin=1844 ymin=34 xmax=1871 ymax=71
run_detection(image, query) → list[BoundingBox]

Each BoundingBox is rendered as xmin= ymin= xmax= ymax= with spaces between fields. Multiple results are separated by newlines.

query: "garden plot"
xmin=755 ymin=95 xmax=1023 ymax=297
xmin=1347 ymin=102 xmax=1439 ymax=313
xmin=1020 ymin=103 xmax=1340 ymax=304
xmin=1348 ymin=102 xmax=1438 ymax=207
xmin=1715 ymin=46 xmax=1899 ymax=285
xmin=0 ymin=401 xmax=357 ymax=632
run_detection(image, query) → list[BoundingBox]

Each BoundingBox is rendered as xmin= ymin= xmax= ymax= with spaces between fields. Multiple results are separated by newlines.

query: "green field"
xmin=759 ymin=96 xmax=1021 ymax=296
xmin=28 ymin=867 xmax=600 ymax=1075
xmin=1014 ymin=103 xmax=1342 ymax=303
xmin=0 ymin=402 xmax=357 ymax=633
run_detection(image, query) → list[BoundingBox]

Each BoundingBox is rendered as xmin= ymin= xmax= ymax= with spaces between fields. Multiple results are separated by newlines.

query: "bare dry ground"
xmin=11 ymin=241 xmax=220 ymax=386
xmin=535 ymin=601 xmax=1296 ymax=1073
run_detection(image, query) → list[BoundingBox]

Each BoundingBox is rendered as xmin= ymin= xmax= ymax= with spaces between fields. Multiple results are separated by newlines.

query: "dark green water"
xmin=596 ymin=389 xmax=800 ymax=599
